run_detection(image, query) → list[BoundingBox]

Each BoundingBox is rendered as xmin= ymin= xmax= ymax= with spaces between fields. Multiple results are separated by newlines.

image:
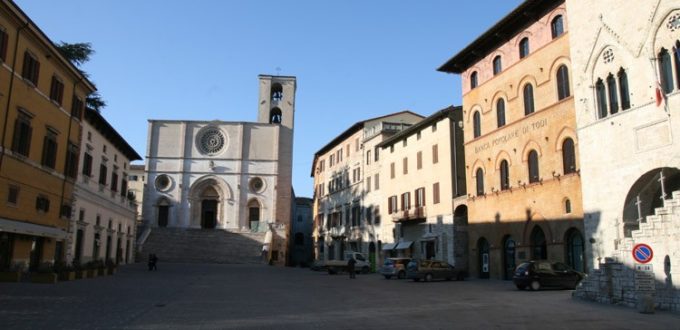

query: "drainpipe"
xmin=0 ymin=21 xmax=29 ymax=172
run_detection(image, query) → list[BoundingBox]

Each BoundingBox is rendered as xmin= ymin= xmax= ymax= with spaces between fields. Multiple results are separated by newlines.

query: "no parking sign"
xmin=632 ymin=243 xmax=653 ymax=264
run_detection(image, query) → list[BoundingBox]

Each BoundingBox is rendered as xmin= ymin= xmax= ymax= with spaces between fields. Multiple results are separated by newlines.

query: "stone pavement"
xmin=1 ymin=263 xmax=679 ymax=329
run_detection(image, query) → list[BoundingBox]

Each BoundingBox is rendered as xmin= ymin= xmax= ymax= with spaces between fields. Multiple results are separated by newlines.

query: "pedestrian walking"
xmin=148 ymin=253 xmax=154 ymax=271
xmin=150 ymin=254 xmax=158 ymax=271
xmin=348 ymin=256 xmax=357 ymax=279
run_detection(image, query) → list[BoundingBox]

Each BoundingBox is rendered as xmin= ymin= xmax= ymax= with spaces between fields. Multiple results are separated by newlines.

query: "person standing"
xmin=348 ymin=256 xmax=357 ymax=279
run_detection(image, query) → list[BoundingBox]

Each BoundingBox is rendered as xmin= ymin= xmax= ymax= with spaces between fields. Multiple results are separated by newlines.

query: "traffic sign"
xmin=632 ymin=243 xmax=653 ymax=264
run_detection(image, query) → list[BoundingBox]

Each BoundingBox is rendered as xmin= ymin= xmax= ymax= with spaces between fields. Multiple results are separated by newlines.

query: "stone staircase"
xmin=139 ymin=228 xmax=266 ymax=264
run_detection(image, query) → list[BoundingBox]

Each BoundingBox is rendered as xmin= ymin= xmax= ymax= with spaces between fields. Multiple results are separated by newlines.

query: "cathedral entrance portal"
xmin=201 ymin=200 xmax=217 ymax=229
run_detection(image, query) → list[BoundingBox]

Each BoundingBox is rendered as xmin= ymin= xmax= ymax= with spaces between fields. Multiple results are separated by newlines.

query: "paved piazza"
xmin=1 ymin=264 xmax=679 ymax=329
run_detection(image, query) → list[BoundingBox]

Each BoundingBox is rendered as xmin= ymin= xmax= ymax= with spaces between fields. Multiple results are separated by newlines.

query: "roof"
xmin=84 ymin=108 xmax=142 ymax=161
xmin=377 ymin=106 xmax=461 ymax=148
xmin=437 ymin=0 xmax=563 ymax=73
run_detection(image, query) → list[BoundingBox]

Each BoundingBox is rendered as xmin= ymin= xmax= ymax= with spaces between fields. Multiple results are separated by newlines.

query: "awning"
xmin=382 ymin=243 xmax=397 ymax=250
xmin=0 ymin=218 xmax=68 ymax=239
xmin=395 ymin=241 xmax=413 ymax=250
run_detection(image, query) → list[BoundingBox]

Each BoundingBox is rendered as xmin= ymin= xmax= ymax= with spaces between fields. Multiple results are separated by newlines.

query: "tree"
xmin=55 ymin=41 xmax=107 ymax=111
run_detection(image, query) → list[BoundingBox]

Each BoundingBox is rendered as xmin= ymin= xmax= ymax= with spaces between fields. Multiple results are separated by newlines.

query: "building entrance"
xmin=201 ymin=200 xmax=217 ymax=229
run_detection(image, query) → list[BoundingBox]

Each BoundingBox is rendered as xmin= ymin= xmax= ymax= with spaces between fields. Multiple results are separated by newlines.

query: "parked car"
xmin=325 ymin=252 xmax=371 ymax=275
xmin=513 ymin=260 xmax=585 ymax=290
xmin=406 ymin=259 xmax=465 ymax=282
xmin=380 ymin=258 xmax=411 ymax=279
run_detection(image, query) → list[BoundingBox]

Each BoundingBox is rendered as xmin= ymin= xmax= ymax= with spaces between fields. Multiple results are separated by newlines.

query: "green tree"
xmin=55 ymin=41 xmax=106 ymax=111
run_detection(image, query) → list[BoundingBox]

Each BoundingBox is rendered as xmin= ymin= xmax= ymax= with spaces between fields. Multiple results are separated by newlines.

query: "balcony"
xmin=392 ymin=206 xmax=426 ymax=223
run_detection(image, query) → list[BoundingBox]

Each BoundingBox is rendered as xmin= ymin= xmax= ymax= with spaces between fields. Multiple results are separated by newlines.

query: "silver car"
xmin=380 ymin=258 xmax=411 ymax=279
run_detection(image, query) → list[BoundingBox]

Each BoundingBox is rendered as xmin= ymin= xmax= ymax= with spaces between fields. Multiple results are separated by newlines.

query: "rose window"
xmin=198 ymin=127 xmax=226 ymax=155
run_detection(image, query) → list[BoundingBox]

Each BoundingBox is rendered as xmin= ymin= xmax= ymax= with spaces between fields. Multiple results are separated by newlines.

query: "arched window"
xmin=618 ymin=68 xmax=631 ymax=110
xmin=556 ymin=65 xmax=570 ymax=100
xmin=493 ymin=56 xmax=502 ymax=75
xmin=470 ymin=71 xmax=478 ymax=89
xmin=496 ymin=99 xmax=506 ymax=128
xmin=565 ymin=198 xmax=572 ymax=214
xmin=269 ymin=107 xmax=282 ymax=124
xmin=528 ymin=150 xmax=539 ymax=183
xmin=659 ymin=48 xmax=674 ymax=93
xmin=675 ymin=41 xmax=680 ymax=88
xmin=531 ymin=226 xmax=547 ymax=259
xmin=523 ymin=84 xmax=535 ymax=115
xmin=271 ymin=83 xmax=283 ymax=102
xmin=500 ymin=160 xmax=509 ymax=191
xmin=475 ymin=168 xmax=484 ymax=196
xmin=565 ymin=229 xmax=584 ymax=272
xmin=607 ymin=74 xmax=618 ymax=115
xmin=366 ymin=150 xmax=371 ymax=165
xmin=595 ymin=78 xmax=608 ymax=119
xmin=519 ymin=37 xmax=530 ymax=59
xmin=473 ymin=111 xmax=481 ymax=138
xmin=247 ymin=199 xmax=261 ymax=230
xmin=551 ymin=15 xmax=564 ymax=38
xmin=562 ymin=138 xmax=576 ymax=174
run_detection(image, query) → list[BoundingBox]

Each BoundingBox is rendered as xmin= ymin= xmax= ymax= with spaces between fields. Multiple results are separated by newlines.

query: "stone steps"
xmin=140 ymin=228 xmax=265 ymax=264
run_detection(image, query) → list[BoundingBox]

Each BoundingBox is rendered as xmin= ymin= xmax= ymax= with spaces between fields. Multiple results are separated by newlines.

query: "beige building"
xmin=70 ymin=108 xmax=141 ymax=265
xmin=377 ymin=106 xmax=468 ymax=268
xmin=439 ymin=0 xmax=585 ymax=279
xmin=311 ymin=111 xmax=423 ymax=267
xmin=128 ymin=164 xmax=145 ymax=224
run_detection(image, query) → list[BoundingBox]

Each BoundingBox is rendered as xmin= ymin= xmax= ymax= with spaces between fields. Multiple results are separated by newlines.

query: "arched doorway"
xmin=247 ymin=199 xmax=261 ymax=231
xmin=157 ymin=198 xmax=170 ymax=227
xmin=369 ymin=242 xmax=376 ymax=272
xmin=200 ymin=186 xmax=219 ymax=229
xmin=188 ymin=176 xmax=230 ymax=229
xmin=477 ymin=237 xmax=490 ymax=279
xmin=531 ymin=226 xmax=547 ymax=259
xmin=622 ymin=167 xmax=680 ymax=236
xmin=502 ymin=235 xmax=516 ymax=280
xmin=565 ymin=228 xmax=584 ymax=272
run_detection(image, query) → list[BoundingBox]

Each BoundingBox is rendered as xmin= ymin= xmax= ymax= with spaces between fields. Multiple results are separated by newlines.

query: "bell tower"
xmin=257 ymin=75 xmax=296 ymax=131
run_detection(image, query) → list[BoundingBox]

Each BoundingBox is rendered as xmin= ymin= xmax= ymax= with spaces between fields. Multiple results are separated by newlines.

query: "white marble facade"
xmin=142 ymin=75 xmax=296 ymax=232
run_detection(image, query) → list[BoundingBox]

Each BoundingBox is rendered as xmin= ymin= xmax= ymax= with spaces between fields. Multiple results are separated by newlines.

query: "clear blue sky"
xmin=16 ymin=0 xmax=522 ymax=197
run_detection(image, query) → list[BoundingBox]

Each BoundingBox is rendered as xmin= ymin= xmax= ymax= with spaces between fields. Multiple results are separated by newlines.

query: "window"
xmin=528 ymin=150 xmax=539 ymax=183
xmin=473 ymin=111 xmax=481 ymax=138
xmin=432 ymin=122 xmax=437 ymax=132
xmin=401 ymin=192 xmax=411 ymax=210
xmin=475 ymin=168 xmax=484 ymax=196
xmin=82 ymin=153 xmax=93 ymax=176
xmin=470 ymin=71 xmax=478 ymax=89
xmin=71 ymin=96 xmax=84 ymax=120
xmin=415 ymin=188 xmax=425 ymax=207
xmin=523 ymin=84 xmax=535 ymax=115
xmin=351 ymin=205 xmax=360 ymax=227
xmin=269 ymin=107 xmax=282 ymax=124
xmin=500 ymin=160 xmax=509 ymax=190
xmin=338 ymin=149 xmax=342 ymax=162
xmin=432 ymin=144 xmax=438 ymax=164
xmin=99 ymin=164 xmax=107 ymax=185
xmin=556 ymin=65 xmax=570 ymax=100
xmin=41 ymin=130 xmax=58 ymax=169
xmin=365 ymin=206 xmax=373 ymax=225
xmin=22 ymin=51 xmax=40 ymax=85
xmin=402 ymin=139 xmax=407 ymax=147
xmin=433 ymin=182 xmax=440 ymax=204
xmin=390 ymin=162 xmax=395 ymax=179
xmin=551 ymin=15 xmax=564 ymax=38
xmin=390 ymin=145 xmax=394 ymax=153
xmin=416 ymin=131 xmax=421 ymax=140
xmin=65 ymin=143 xmax=78 ymax=179
xmin=595 ymin=79 xmax=608 ymax=119
xmin=417 ymin=151 xmax=422 ymax=170
xmin=11 ymin=112 xmax=32 ymax=157
xmin=111 ymin=171 xmax=119 ymax=192
xmin=7 ymin=185 xmax=19 ymax=205
xmin=403 ymin=157 xmax=408 ymax=175
xmin=659 ymin=48 xmax=674 ymax=94
xmin=329 ymin=154 xmax=334 ymax=167
xmin=562 ymin=138 xmax=576 ymax=174
xmin=565 ymin=199 xmax=572 ymax=214
xmin=493 ymin=56 xmax=502 ymax=75
xmin=388 ymin=195 xmax=398 ymax=214
xmin=366 ymin=150 xmax=371 ymax=165
xmin=0 ymin=28 xmax=8 ymax=62
xmin=120 ymin=176 xmax=128 ymax=197
xmin=618 ymin=68 xmax=630 ymax=110
xmin=496 ymin=99 xmax=506 ymax=128
xmin=346 ymin=144 xmax=350 ymax=157
xmin=675 ymin=41 xmax=680 ymax=88
xmin=374 ymin=147 xmax=379 ymax=162
xmin=271 ymin=83 xmax=283 ymax=101
xmin=49 ymin=76 xmax=64 ymax=105
xmin=606 ymin=74 xmax=618 ymax=115
xmin=374 ymin=174 xmax=379 ymax=190
xmin=519 ymin=37 xmax=530 ymax=59
xmin=374 ymin=206 xmax=381 ymax=224
xmin=36 ymin=195 xmax=50 ymax=212
xmin=355 ymin=138 xmax=359 ymax=152
xmin=366 ymin=176 xmax=371 ymax=192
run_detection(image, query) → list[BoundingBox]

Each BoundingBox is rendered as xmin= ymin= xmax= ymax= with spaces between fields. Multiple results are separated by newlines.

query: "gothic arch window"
xmin=595 ymin=78 xmax=608 ymax=119
xmin=659 ymin=48 xmax=675 ymax=93
xmin=556 ymin=65 xmax=570 ymax=100
xmin=523 ymin=84 xmax=535 ymax=115
xmin=496 ymin=98 xmax=506 ymax=128
xmin=269 ymin=107 xmax=282 ymax=124
xmin=470 ymin=71 xmax=478 ymax=89
xmin=551 ymin=15 xmax=564 ymax=39
xmin=565 ymin=229 xmax=584 ymax=272
xmin=473 ymin=111 xmax=481 ymax=138
xmin=475 ymin=168 xmax=484 ymax=196
xmin=562 ymin=138 xmax=576 ymax=174
xmin=530 ymin=226 xmax=547 ymax=259
xmin=493 ymin=56 xmax=502 ymax=75
xmin=618 ymin=68 xmax=631 ymax=110
xmin=528 ymin=150 xmax=539 ymax=183
xmin=564 ymin=198 xmax=572 ymax=214
xmin=247 ymin=199 xmax=261 ymax=230
xmin=607 ymin=74 xmax=619 ymax=115
xmin=499 ymin=159 xmax=510 ymax=191
xmin=271 ymin=83 xmax=283 ymax=102
xmin=519 ymin=37 xmax=530 ymax=59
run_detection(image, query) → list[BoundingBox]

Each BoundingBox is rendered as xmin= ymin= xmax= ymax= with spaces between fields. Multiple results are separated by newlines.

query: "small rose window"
xmin=249 ymin=177 xmax=264 ymax=193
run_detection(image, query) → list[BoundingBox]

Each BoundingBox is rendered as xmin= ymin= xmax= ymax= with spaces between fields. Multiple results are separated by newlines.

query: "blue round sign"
xmin=632 ymin=243 xmax=653 ymax=264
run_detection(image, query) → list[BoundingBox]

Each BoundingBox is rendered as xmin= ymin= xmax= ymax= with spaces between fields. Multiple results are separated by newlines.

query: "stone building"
xmin=377 ymin=106 xmax=468 ymax=268
xmin=142 ymin=75 xmax=295 ymax=265
xmin=438 ymin=0 xmax=586 ymax=279
xmin=127 ymin=164 xmax=145 ymax=224
xmin=311 ymin=111 xmax=423 ymax=267
xmin=70 ymin=108 xmax=141 ymax=265
xmin=290 ymin=197 xmax=313 ymax=267
xmin=0 ymin=0 xmax=96 ymax=271
xmin=566 ymin=0 xmax=680 ymax=311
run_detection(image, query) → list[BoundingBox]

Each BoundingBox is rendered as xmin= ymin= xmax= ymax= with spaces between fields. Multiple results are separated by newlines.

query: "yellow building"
xmin=439 ymin=0 xmax=585 ymax=280
xmin=0 ymin=0 xmax=96 ymax=272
